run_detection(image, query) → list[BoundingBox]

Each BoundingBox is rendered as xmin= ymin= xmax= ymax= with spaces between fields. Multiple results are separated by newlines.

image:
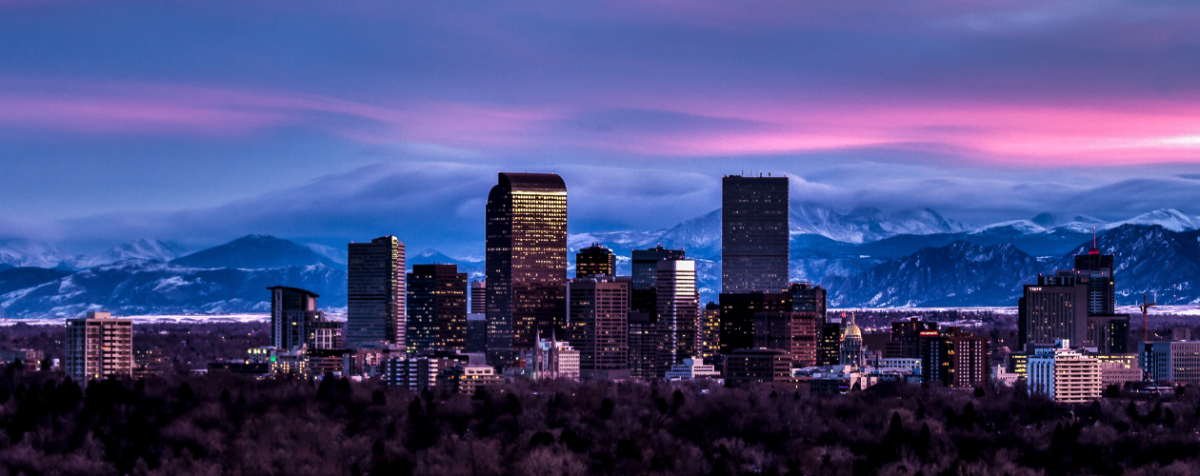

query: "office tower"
xmin=891 ymin=318 xmax=938 ymax=359
xmin=920 ymin=327 xmax=989 ymax=388
xmin=486 ymin=172 xmax=568 ymax=367
xmin=630 ymin=245 xmax=685 ymax=316
xmin=568 ymin=276 xmax=630 ymax=380
xmin=627 ymin=311 xmax=657 ymax=379
xmin=753 ymin=312 xmax=818 ymax=367
xmin=1029 ymin=339 xmax=1101 ymax=402
xmin=407 ymin=264 xmax=468 ymax=353
xmin=470 ymin=281 xmax=487 ymax=314
xmin=655 ymin=259 xmax=699 ymax=376
xmin=1018 ymin=273 xmax=1088 ymax=351
xmin=840 ymin=315 xmax=863 ymax=368
xmin=817 ymin=318 xmax=843 ymax=366
xmin=699 ymin=302 xmax=721 ymax=359
xmin=268 ymin=286 xmax=323 ymax=350
xmin=721 ymin=175 xmax=789 ymax=294
xmin=1086 ymin=314 xmax=1130 ymax=354
xmin=719 ymin=292 xmax=792 ymax=354
xmin=789 ymin=282 xmax=826 ymax=318
xmin=64 ymin=311 xmax=133 ymax=382
xmin=347 ymin=236 xmax=406 ymax=349
xmin=1075 ymin=250 xmax=1115 ymax=315
xmin=466 ymin=313 xmax=487 ymax=354
xmin=1142 ymin=341 xmax=1200 ymax=385
xmin=576 ymin=243 xmax=616 ymax=278
xmin=724 ymin=349 xmax=793 ymax=388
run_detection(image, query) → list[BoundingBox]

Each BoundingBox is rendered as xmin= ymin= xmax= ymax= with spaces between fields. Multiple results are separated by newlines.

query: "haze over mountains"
xmin=2 ymin=204 xmax=1200 ymax=318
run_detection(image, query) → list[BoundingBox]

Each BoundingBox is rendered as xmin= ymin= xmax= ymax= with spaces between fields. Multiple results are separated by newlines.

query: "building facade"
xmin=627 ymin=311 xmax=657 ymax=380
xmin=719 ymin=292 xmax=792 ymax=355
xmin=1141 ymin=340 xmax=1200 ymax=386
xmin=721 ymin=175 xmax=789 ymax=294
xmin=407 ymin=264 xmax=468 ymax=352
xmin=630 ymin=245 xmax=685 ymax=317
xmin=485 ymin=172 xmax=568 ymax=367
xmin=753 ymin=312 xmax=819 ymax=367
xmin=576 ymin=243 xmax=616 ymax=278
xmin=724 ymin=348 xmax=793 ymax=387
xmin=920 ymin=327 xmax=989 ymax=388
xmin=1028 ymin=339 xmax=1101 ymax=403
xmin=347 ymin=236 xmax=406 ymax=349
xmin=470 ymin=280 xmax=487 ymax=314
xmin=64 ymin=311 xmax=133 ymax=382
xmin=1019 ymin=274 xmax=1088 ymax=351
xmin=656 ymin=259 xmax=699 ymax=377
xmin=700 ymin=302 xmax=721 ymax=359
xmin=568 ymin=276 xmax=630 ymax=380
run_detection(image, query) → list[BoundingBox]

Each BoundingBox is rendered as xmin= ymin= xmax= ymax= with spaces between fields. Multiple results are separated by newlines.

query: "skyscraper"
xmin=656 ymin=259 xmax=699 ymax=377
xmin=486 ymin=172 xmax=568 ymax=367
xmin=1075 ymin=250 xmax=1115 ymax=315
xmin=753 ymin=312 xmax=819 ymax=367
xmin=699 ymin=302 xmax=721 ymax=359
xmin=568 ymin=276 xmax=630 ymax=380
xmin=789 ymin=282 xmax=826 ymax=318
xmin=721 ymin=175 xmax=789 ymax=293
xmin=1018 ymin=273 xmax=1088 ymax=351
xmin=576 ymin=243 xmax=616 ymax=278
xmin=347 ymin=236 xmax=406 ymax=349
xmin=920 ymin=327 xmax=989 ymax=388
xmin=407 ymin=264 xmax=468 ymax=352
xmin=627 ymin=311 xmax=657 ymax=380
xmin=64 ymin=311 xmax=133 ymax=383
xmin=719 ymin=292 xmax=792 ymax=354
xmin=269 ymin=286 xmax=340 ymax=351
xmin=470 ymin=280 xmax=487 ymax=314
xmin=630 ymin=245 xmax=685 ymax=316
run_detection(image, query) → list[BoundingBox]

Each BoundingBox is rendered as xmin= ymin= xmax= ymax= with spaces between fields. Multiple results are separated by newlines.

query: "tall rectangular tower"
xmin=65 ymin=311 xmax=133 ymax=383
xmin=655 ymin=259 xmax=699 ymax=377
xmin=470 ymin=281 xmax=487 ymax=314
xmin=722 ymin=175 xmax=789 ymax=293
xmin=1018 ymin=273 xmax=1088 ymax=351
xmin=1075 ymin=251 xmax=1115 ymax=315
xmin=486 ymin=172 xmax=568 ymax=367
xmin=268 ymin=286 xmax=324 ymax=351
xmin=576 ymin=243 xmax=616 ymax=278
xmin=630 ymin=245 xmax=685 ymax=316
xmin=568 ymin=276 xmax=630 ymax=380
xmin=407 ymin=264 xmax=468 ymax=353
xmin=347 ymin=236 xmax=406 ymax=349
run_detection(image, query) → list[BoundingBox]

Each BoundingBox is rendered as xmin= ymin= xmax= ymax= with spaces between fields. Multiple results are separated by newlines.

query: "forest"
xmin=0 ymin=366 xmax=1196 ymax=476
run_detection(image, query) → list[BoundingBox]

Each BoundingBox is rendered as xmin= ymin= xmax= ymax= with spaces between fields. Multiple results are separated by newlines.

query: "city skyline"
xmin=6 ymin=2 xmax=1200 ymax=256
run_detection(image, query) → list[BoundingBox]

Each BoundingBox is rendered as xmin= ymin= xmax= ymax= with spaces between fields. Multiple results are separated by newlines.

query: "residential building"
xmin=65 ymin=311 xmax=133 ymax=382
xmin=656 ymin=259 xmax=699 ymax=376
xmin=133 ymin=348 xmax=170 ymax=378
xmin=268 ymin=286 xmax=342 ymax=351
xmin=721 ymin=175 xmax=789 ymax=293
xmin=407 ymin=264 xmax=468 ymax=352
xmin=485 ymin=172 xmax=568 ymax=367
xmin=0 ymin=349 xmax=44 ymax=368
xmin=568 ymin=276 xmax=629 ymax=380
xmin=347 ymin=236 xmax=406 ymax=349
xmin=664 ymin=357 xmax=722 ymax=381
xmin=1028 ymin=339 xmax=1101 ymax=403
xmin=576 ymin=243 xmax=616 ymax=278
xmin=753 ymin=312 xmax=819 ymax=367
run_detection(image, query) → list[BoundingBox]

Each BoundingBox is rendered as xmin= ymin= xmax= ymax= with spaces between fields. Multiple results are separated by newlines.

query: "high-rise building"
xmin=699 ymin=302 xmax=721 ymax=359
xmin=817 ymin=317 xmax=843 ymax=366
xmin=891 ymin=318 xmax=938 ymax=359
xmin=268 ymin=286 xmax=330 ymax=351
xmin=64 ymin=311 xmax=133 ymax=383
xmin=724 ymin=348 xmax=793 ymax=388
xmin=486 ymin=172 xmax=568 ymax=367
xmin=721 ymin=175 xmax=789 ymax=294
xmin=656 ymin=259 xmax=699 ymax=377
xmin=630 ymin=245 xmax=685 ymax=316
xmin=1029 ymin=339 xmax=1101 ymax=403
xmin=1018 ymin=273 xmax=1088 ymax=351
xmin=1075 ymin=250 xmax=1115 ymax=315
xmin=753 ymin=312 xmax=819 ymax=367
xmin=466 ymin=313 xmax=487 ymax=354
xmin=347 ymin=236 xmax=406 ymax=349
xmin=1086 ymin=314 xmax=1130 ymax=354
xmin=407 ymin=264 xmax=468 ymax=352
xmin=576 ymin=243 xmax=616 ymax=278
xmin=627 ymin=311 xmax=657 ymax=380
xmin=568 ymin=276 xmax=630 ymax=380
xmin=719 ymin=292 xmax=792 ymax=354
xmin=920 ymin=327 xmax=989 ymax=388
xmin=470 ymin=281 xmax=487 ymax=314
xmin=789 ymin=283 xmax=826 ymax=318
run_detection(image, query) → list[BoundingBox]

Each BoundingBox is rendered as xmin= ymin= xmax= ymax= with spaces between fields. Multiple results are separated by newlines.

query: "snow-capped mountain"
xmin=791 ymin=203 xmax=966 ymax=243
xmin=171 ymin=235 xmax=339 ymax=269
xmin=0 ymin=239 xmax=78 ymax=269
xmin=1105 ymin=209 xmax=1200 ymax=233
xmin=73 ymin=239 xmax=189 ymax=268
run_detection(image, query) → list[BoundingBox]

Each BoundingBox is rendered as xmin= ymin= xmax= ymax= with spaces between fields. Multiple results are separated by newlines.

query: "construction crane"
xmin=1141 ymin=293 xmax=1157 ymax=342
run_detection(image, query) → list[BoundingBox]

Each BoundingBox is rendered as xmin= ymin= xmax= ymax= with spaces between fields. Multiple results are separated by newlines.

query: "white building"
xmin=1028 ymin=339 xmax=1101 ymax=403
xmin=664 ymin=357 xmax=722 ymax=381
xmin=875 ymin=358 xmax=921 ymax=374
xmin=993 ymin=365 xmax=1020 ymax=387
xmin=533 ymin=338 xmax=580 ymax=380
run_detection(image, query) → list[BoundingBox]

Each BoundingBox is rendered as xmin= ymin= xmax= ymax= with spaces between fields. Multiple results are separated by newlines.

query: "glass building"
xmin=721 ymin=175 xmax=789 ymax=294
xmin=407 ymin=264 xmax=468 ymax=353
xmin=347 ymin=236 xmax=406 ymax=349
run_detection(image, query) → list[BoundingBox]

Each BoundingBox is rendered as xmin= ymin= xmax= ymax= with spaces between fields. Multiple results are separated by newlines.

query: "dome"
xmin=844 ymin=323 xmax=862 ymax=338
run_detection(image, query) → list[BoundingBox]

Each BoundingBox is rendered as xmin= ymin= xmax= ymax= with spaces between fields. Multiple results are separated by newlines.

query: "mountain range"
xmin=3 ymin=205 xmax=1200 ymax=318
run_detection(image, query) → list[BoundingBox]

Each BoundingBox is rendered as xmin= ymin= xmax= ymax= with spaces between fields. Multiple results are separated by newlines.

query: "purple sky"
xmin=4 ymin=0 xmax=1200 ymax=255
